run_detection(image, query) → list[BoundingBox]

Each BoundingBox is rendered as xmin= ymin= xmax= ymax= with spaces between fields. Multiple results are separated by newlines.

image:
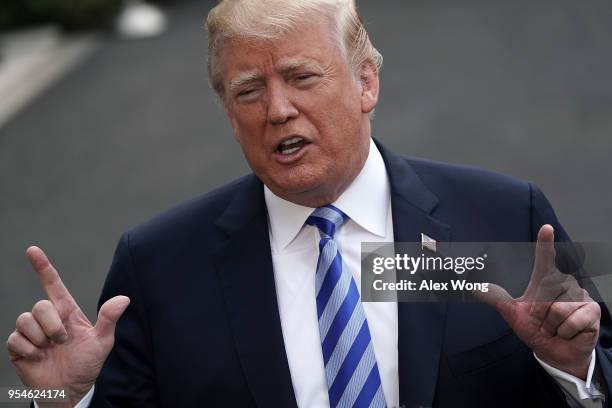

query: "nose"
xmin=267 ymin=83 xmax=298 ymax=125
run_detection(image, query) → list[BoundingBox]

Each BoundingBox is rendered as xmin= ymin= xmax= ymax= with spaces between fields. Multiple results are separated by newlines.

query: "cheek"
xmin=316 ymin=104 xmax=362 ymax=147
xmin=232 ymin=108 xmax=266 ymax=143
xmin=317 ymin=105 xmax=366 ymax=170
xmin=313 ymin=85 xmax=361 ymax=127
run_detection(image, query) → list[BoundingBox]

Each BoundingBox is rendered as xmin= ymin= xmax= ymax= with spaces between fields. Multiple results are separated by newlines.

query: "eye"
xmin=296 ymin=74 xmax=314 ymax=81
xmin=238 ymin=89 xmax=255 ymax=97
xmin=292 ymin=73 xmax=319 ymax=88
xmin=235 ymin=87 xmax=261 ymax=103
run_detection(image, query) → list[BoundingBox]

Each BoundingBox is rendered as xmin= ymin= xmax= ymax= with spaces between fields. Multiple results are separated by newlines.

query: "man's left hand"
xmin=478 ymin=225 xmax=601 ymax=380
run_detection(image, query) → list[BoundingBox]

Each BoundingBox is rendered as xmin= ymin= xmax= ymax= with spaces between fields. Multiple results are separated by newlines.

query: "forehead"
xmin=219 ymin=20 xmax=343 ymax=79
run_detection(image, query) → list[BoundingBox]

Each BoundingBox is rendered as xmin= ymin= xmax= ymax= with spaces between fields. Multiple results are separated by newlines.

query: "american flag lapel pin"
xmin=421 ymin=233 xmax=437 ymax=253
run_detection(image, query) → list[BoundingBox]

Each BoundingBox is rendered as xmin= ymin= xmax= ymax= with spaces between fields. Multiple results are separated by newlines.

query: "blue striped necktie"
xmin=306 ymin=205 xmax=386 ymax=408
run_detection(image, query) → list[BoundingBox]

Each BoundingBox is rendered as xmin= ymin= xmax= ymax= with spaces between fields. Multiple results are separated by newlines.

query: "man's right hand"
xmin=5 ymin=246 xmax=130 ymax=407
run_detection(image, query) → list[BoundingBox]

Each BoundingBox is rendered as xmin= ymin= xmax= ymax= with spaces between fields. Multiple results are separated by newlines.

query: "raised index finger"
xmin=26 ymin=246 xmax=76 ymax=307
xmin=525 ymin=225 xmax=557 ymax=291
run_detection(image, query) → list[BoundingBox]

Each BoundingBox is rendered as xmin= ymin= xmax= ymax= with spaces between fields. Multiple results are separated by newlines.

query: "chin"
xmin=276 ymin=177 xmax=321 ymax=196
xmin=272 ymin=175 xmax=347 ymax=208
xmin=267 ymin=169 xmax=323 ymax=197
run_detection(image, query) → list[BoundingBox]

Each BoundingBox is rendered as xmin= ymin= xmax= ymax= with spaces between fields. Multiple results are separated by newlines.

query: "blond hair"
xmin=205 ymin=0 xmax=382 ymax=97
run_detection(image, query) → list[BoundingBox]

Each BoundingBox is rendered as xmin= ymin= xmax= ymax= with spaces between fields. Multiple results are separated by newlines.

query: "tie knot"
xmin=305 ymin=205 xmax=348 ymax=239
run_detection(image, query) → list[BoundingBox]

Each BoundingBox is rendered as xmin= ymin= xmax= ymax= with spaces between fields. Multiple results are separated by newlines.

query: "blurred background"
xmin=1 ymin=0 xmax=611 ymax=400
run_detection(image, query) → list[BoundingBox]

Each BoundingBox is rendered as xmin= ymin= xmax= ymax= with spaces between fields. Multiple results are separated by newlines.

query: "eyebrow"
xmin=228 ymin=72 xmax=262 ymax=94
xmin=276 ymin=58 xmax=323 ymax=75
xmin=227 ymin=58 xmax=324 ymax=94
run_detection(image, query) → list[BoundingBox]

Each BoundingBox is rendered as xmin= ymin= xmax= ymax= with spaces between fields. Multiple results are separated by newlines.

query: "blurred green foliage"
xmin=0 ymin=0 xmax=123 ymax=30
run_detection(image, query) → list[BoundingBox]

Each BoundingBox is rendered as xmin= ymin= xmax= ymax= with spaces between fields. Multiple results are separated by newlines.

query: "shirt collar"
xmin=264 ymin=138 xmax=390 ymax=251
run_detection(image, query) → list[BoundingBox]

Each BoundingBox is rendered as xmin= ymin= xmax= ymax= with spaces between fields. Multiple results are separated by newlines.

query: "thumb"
xmin=94 ymin=296 xmax=130 ymax=340
xmin=472 ymin=283 xmax=515 ymax=321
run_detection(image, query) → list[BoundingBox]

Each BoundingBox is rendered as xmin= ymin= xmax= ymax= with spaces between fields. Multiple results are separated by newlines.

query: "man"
xmin=6 ymin=1 xmax=612 ymax=407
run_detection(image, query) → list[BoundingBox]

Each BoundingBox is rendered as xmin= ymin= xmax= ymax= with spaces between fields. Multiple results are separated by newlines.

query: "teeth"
xmin=281 ymin=146 xmax=301 ymax=155
xmin=281 ymin=137 xmax=303 ymax=146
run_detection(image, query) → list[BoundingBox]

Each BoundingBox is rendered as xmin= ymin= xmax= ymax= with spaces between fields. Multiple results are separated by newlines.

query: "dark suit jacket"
xmin=90 ymin=142 xmax=612 ymax=407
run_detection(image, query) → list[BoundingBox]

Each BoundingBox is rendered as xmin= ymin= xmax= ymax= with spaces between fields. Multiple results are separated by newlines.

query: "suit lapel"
xmin=377 ymin=141 xmax=450 ymax=408
xmin=213 ymin=175 xmax=298 ymax=408
xmin=212 ymin=141 xmax=449 ymax=408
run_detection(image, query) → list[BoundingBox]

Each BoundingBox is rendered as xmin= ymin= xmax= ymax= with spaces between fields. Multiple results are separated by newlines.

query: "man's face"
xmin=219 ymin=19 xmax=379 ymax=207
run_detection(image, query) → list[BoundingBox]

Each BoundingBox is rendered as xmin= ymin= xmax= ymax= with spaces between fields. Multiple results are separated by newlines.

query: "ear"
xmin=359 ymin=61 xmax=379 ymax=114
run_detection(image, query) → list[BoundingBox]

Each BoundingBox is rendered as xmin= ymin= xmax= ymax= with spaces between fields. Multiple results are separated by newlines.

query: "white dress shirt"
xmin=58 ymin=139 xmax=602 ymax=408
xmin=265 ymin=138 xmax=399 ymax=407
xmin=264 ymin=138 xmax=602 ymax=408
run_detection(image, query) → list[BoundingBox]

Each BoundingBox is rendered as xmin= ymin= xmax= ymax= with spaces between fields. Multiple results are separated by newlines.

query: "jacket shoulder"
xmin=404 ymin=155 xmax=531 ymax=195
xmin=125 ymin=174 xmax=256 ymax=249
xmin=402 ymin=156 xmax=540 ymax=241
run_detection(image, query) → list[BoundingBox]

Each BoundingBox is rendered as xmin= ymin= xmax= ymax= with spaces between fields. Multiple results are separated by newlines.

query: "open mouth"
xmin=276 ymin=136 xmax=311 ymax=155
